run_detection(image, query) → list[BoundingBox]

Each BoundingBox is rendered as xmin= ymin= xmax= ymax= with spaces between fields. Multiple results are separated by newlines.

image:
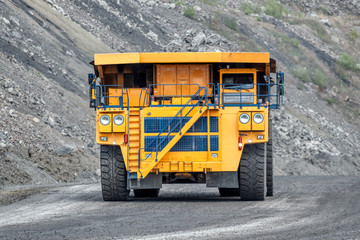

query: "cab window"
xmin=223 ymin=73 xmax=254 ymax=89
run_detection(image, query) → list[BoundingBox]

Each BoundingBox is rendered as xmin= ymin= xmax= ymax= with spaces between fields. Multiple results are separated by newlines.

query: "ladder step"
xmin=129 ymin=149 xmax=138 ymax=154
xmin=129 ymin=142 xmax=140 ymax=147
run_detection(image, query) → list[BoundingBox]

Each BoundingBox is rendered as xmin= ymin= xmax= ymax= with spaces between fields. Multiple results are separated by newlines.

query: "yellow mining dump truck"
xmin=88 ymin=52 xmax=284 ymax=201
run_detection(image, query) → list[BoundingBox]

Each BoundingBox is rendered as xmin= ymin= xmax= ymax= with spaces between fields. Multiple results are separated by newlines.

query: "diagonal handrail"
xmin=143 ymin=88 xmax=203 ymax=153
xmin=140 ymin=87 xmax=207 ymax=161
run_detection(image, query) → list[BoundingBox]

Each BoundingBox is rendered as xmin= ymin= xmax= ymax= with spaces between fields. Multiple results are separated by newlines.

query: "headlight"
xmin=239 ymin=113 xmax=250 ymax=124
xmin=100 ymin=115 xmax=110 ymax=125
xmin=253 ymin=113 xmax=263 ymax=124
xmin=114 ymin=115 xmax=124 ymax=125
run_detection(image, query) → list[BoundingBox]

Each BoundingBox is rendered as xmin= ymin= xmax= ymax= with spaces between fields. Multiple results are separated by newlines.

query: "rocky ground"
xmin=0 ymin=0 xmax=359 ymax=189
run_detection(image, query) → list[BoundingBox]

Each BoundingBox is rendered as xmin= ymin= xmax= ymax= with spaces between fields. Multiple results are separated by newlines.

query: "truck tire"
xmin=239 ymin=144 xmax=266 ymax=201
xmin=266 ymin=120 xmax=273 ymax=197
xmin=100 ymin=145 xmax=129 ymax=201
xmin=218 ymin=188 xmax=240 ymax=197
xmin=134 ymin=189 xmax=160 ymax=198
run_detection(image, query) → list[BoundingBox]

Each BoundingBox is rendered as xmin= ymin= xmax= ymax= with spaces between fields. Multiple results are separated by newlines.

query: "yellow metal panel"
xmin=108 ymin=88 xmax=123 ymax=106
xmin=238 ymin=112 xmax=251 ymax=131
xmin=94 ymin=53 xmax=140 ymax=65
xmin=221 ymin=52 xmax=270 ymax=63
xmin=170 ymin=161 xmax=179 ymax=171
xmin=141 ymin=52 xmax=197 ymax=63
xmin=94 ymin=52 xmax=270 ymax=65
xmin=172 ymin=97 xmax=191 ymax=105
xmin=156 ymin=65 xmax=177 ymax=96
xmin=195 ymin=52 xmax=222 ymax=62
xmin=98 ymin=113 xmax=112 ymax=133
xmin=112 ymin=114 xmax=126 ymax=132
xmin=125 ymin=88 xmax=142 ymax=107
xmin=220 ymin=109 xmax=242 ymax=171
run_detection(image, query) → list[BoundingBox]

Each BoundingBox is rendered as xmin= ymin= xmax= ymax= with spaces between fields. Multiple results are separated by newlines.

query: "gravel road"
xmin=0 ymin=176 xmax=359 ymax=240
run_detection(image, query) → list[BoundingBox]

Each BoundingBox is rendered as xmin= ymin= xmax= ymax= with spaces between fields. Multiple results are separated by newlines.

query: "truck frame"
xmin=88 ymin=52 xmax=284 ymax=201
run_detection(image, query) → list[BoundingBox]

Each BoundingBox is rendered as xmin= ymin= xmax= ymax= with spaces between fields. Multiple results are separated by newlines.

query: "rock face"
xmin=0 ymin=0 xmax=359 ymax=186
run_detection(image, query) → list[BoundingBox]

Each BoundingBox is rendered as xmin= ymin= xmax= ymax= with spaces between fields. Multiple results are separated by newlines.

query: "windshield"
xmin=222 ymin=73 xmax=254 ymax=89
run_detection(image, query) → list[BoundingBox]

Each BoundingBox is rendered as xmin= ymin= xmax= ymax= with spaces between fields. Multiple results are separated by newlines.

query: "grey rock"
xmin=191 ymin=31 xmax=206 ymax=48
xmin=46 ymin=0 xmax=55 ymax=5
xmin=0 ymin=175 xmax=4 ymax=189
xmin=7 ymin=97 xmax=14 ymax=103
xmin=12 ymin=31 xmax=22 ymax=39
xmin=205 ymin=34 xmax=220 ymax=44
xmin=146 ymin=1 xmax=156 ymax=7
xmin=54 ymin=144 xmax=76 ymax=156
xmin=65 ymin=50 xmax=74 ymax=56
xmin=319 ymin=19 xmax=331 ymax=27
xmin=48 ymin=116 xmax=55 ymax=127
xmin=145 ymin=30 xmax=158 ymax=42
xmin=2 ymin=17 xmax=10 ymax=25
xmin=33 ymin=117 xmax=40 ymax=123
xmin=9 ymin=16 xmax=20 ymax=26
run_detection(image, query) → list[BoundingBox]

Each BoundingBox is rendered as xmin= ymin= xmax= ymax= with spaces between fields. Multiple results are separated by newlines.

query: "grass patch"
xmin=223 ymin=16 xmax=238 ymax=31
xmin=304 ymin=20 xmax=330 ymax=42
xmin=312 ymin=69 xmax=327 ymax=88
xmin=337 ymin=53 xmax=360 ymax=72
xmin=241 ymin=2 xmax=261 ymax=15
xmin=325 ymin=96 xmax=336 ymax=105
xmin=200 ymin=0 xmax=218 ymax=6
xmin=175 ymin=0 xmax=185 ymax=6
xmin=293 ymin=67 xmax=311 ymax=83
xmin=184 ymin=6 xmax=195 ymax=19
xmin=350 ymin=29 xmax=358 ymax=43
xmin=279 ymin=34 xmax=299 ymax=48
xmin=264 ymin=0 xmax=288 ymax=18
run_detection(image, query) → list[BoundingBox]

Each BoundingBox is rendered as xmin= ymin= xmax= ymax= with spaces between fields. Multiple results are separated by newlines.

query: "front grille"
xmin=145 ymin=135 xmax=219 ymax=152
xmin=144 ymin=117 xmax=218 ymax=133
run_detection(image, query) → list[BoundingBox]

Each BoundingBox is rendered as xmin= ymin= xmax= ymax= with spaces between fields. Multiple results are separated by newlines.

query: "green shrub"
xmin=264 ymin=0 xmax=288 ymax=18
xmin=184 ymin=6 xmax=195 ymax=19
xmin=325 ymin=96 xmax=335 ymax=105
xmin=200 ymin=0 xmax=218 ymax=6
xmin=350 ymin=29 xmax=358 ymax=43
xmin=223 ymin=16 xmax=238 ymax=31
xmin=337 ymin=53 xmax=360 ymax=72
xmin=312 ymin=69 xmax=327 ymax=88
xmin=175 ymin=1 xmax=185 ymax=6
xmin=241 ymin=2 xmax=261 ymax=15
xmin=293 ymin=67 xmax=310 ymax=83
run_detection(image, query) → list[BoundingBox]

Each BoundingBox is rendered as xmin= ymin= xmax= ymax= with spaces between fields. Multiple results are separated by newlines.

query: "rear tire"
xmin=218 ymin=188 xmax=240 ymax=197
xmin=239 ymin=144 xmax=266 ymax=201
xmin=134 ymin=189 xmax=160 ymax=198
xmin=266 ymin=120 xmax=274 ymax=197
xmin=100 ymin=145 xmax=129 ymax=201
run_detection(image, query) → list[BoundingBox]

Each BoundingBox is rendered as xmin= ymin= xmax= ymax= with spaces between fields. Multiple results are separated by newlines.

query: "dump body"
xmin=89 ymin=52 xmax=283 ymax=199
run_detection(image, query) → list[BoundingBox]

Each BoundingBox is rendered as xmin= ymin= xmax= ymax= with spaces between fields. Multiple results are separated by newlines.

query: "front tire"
xmin=100 ymin=145 xmax=129 ymax=201
xmin=239 ymin=144 xmax=266 ymax=201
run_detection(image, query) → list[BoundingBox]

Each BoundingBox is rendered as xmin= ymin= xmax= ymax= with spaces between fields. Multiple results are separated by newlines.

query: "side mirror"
xmin=88 ymin=73 xmax=96 ymax=85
